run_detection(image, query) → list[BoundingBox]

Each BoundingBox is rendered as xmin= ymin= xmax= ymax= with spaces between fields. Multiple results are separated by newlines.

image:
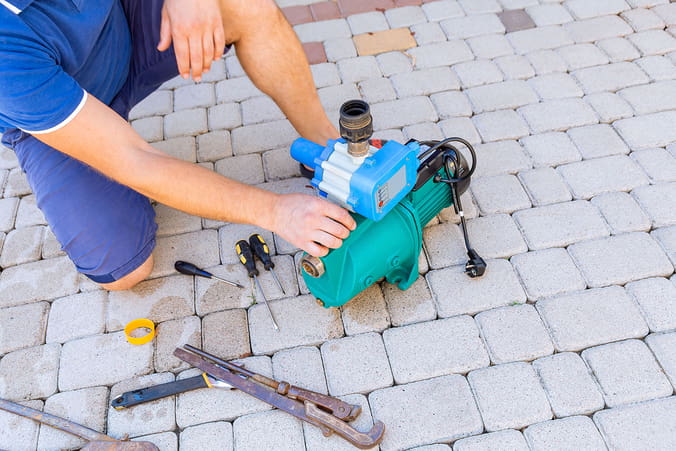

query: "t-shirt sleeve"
xmin=0 ymin=27 xmax=87 ymax=134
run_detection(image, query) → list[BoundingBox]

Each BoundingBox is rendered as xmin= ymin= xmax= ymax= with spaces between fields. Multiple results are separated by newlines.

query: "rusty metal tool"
xmin=174 ymin=346 xmax=384 ymax=449
xmin=0 ymin=398 xmax=159 ymax=451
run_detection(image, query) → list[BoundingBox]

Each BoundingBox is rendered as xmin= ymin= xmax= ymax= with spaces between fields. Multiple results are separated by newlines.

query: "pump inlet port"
xmin=301 ymin=255 xmax=325 ymax=278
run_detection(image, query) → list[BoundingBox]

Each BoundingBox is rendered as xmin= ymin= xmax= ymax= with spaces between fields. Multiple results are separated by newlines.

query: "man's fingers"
xmin=312 ymin=230 xmax=343 ymax=250
xmin=213 ymin=27 xmax=226 ymax=61
xmin=173 ymin=38 xmax=191 ymax=78
xmin=188 ymin=37 xmax=204 ymax=81
xmin=304 ymin=241 xmax=329 ymax=258
xmin=320 ymin=217 xmax=350 ymax=240
xmin=202 ymin=34 xmax=215 ymax=74
xmin=322 ymin=202 xmax=356 ymax=231
xmin=157 ymin=9 xmax=172 ymax=51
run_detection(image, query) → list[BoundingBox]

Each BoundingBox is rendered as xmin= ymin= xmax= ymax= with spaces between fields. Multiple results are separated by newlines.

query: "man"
xmin=0 ymin=0 xmax=355 ymax=290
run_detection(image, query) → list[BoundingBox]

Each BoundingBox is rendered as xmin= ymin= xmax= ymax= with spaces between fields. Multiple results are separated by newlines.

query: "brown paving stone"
xmin=282 ymin=6 xmax=313 ymax=26
xmin=353 ymin=28 xmax=417 ymax=56
xmin=396 ymin=0 xmax=423 ymax=5
xmin=338 ymin=0 xmax=395 ymax=16
xmin=498 ymin=9 xmax=536 ymax=33
xmin=311 ymin=1 xmax=342 ymax=21
xmin=303 ymin=42 xmax=328 ymax=64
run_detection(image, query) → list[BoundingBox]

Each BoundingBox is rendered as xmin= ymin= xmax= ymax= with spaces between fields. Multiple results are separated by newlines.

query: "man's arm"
xmin=33 ymin=94 xmax=355 ymax=256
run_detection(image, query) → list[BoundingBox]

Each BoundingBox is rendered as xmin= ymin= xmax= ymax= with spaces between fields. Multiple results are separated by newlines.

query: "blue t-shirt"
xmin=0 ymin=0 xmax=132 ymax=134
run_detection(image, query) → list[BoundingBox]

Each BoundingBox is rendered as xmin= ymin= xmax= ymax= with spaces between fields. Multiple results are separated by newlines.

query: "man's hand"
xmin=157 ymin=0 xmax=226 ymax=82
xmin=270 ymin=194 xmax=356 ymax=257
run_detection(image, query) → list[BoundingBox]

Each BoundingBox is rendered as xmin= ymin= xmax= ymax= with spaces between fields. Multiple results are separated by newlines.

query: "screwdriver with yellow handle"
xmin=236 ymin=239 xmax=279 ymax=330
xmin=249 ymin=233 xmax=286 ymax=295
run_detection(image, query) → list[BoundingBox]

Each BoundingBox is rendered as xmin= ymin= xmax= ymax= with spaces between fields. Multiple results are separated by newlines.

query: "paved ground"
xmin=1 ymin=0 xmax=676 ymax=450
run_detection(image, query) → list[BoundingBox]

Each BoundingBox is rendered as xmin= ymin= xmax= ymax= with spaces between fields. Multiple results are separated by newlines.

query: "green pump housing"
xmin=300 ymin=169 xmax=453 ymax=308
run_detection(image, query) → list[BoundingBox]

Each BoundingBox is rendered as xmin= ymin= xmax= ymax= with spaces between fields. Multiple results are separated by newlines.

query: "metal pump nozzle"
xmin=339 ymin=100 xmax=373 ymax=158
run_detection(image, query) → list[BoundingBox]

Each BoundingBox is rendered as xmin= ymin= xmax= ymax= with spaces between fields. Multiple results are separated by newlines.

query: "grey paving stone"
xmin=0 ymin=302 xmax=48 ymax=355
xmin=631 ymin=148 xmax=676 ymax=183
xmin=311 ymin=62 xmax=341 ymax=88
xmin=626 ymin=278 xmax=676 ymax=333
xmin=132 ymin=432 xmax=177 ymax=450
xmin=411 ymin=22 xmax=448 ymax=45
xmin=441 ymin=13 xmax=505 ymax=39
xmin=526 ymin=3 xmax=574 ymax=26
xmin=518 ymin=167 xmax=573 ymax=207
xmin=404 ymin=122 xmax=445 ymax=141
xmin=507 ymin=26 xmax=573 ymax=54
xmin=494 ymin=54 xmax=536 ymax=80
xmin=128 ymin=90 xmax=173 ymax=120
xmin=472 ymin=140 xmax=532 ymax=177
xmin=376 ymin=51 xmax=413 ymax=76
xmin=406 ymin=41 xmax=474 ymax=69
xmin=263 ymin=147 xmax=303 ymax=181
xmin=524 ymin=416 xmax=607 ymax=451
xmin=391 ymin=67 xmax=461 ymax=97
xmin=529 ymin=73 xmax=583 ymax=100
xmin=632 ymin=182 xmax=676 ymax=227
xmin=294 ymin=18 xmax=351 ymax=43
xmin=59 ymin=332 xmax=153 ymax=391
xmin=41 ymin=226 xmax=65 ymax=259
xmin=573 ymin=62 xmax=650 ymax=94
xmin=106 ymin=275 xmax=194 ymax=331
xmin=337 ymin=56 xmax=382 ymax=84
xmin=192 ymin=264 xmax=249 ymax=315
xmin=653 ymin=2 xmax=676 ymax=24
xmin=536 ymin=286 xmax=649 ymax=351
xmin=622 ymin=6 xmax=666 ymax=31
xmin=635 ymin=55 xmax=676 ymax=81
xmin=518 ymin=98 xmax=598 ymax=134
xmin=358 ymin=77 xmax=397 ymax=103
xmin=0 ymin=399 xmax=42 ymax=450
xmin=347 ymin=11 xmax=388 ymax=34
xmin=3 ymin=167 xmax=31 ymax=198
xmin=207 ymin=103 xmax=242 ymax=131
xmin=153 ymin=228 xmax=220 ymax=278
xmin=152 ymin=136 xmax=196 ymax=162
xmin=174 ymin=83 xmax=215 ymax=111
xmin=382 ymin=277 xmax=437 ymax=327
xmin=566 ymin=0 xmax=630 ymax=20
xmin=383 ymin=316 xmax=489 ymax=384
xmin=0 ymin=145 xmax=18 ymax=170
xmin=15 ymin=194 xmax=45 ymax=228
xmin=371 ymin=96 xmax=438 ymax=130
xmin=413 ymin=445 xmax=451 ymax=451
xmin=163 ymin=108 xmax=207 ymax=138
xmin=38 ymin=386 xmax=108 ymax=450
xmin=234 ymin=409 xmax=305 ymax=451
xmin=526 ymin=50 xmax=568 ymax=75
xmin=628 ymin=29 xmax=676 ymax=56
xmin=370 ymin=375 xmax=483 ymax=450
xmin=0 ymin=343 xmax=59 ymax=400
xmin=215 ymin=77 xmax=263 ymax=104
xmin=512 ymin=248 xmax=586 ymax=301
xmin=471 ymin=174 xmax=531 ymax=215
xmin=567 ymin=123 xmax=630 ymax=159
xmin=653 ymin=226 xmax=676 ymax=268
xmin=340 ymin=284 xmax=391 ymax=335
xmin=203 ymin=309 xmax=251 ymax=361
xmin=0 ymin=256 xmax=79 ymax=308
xmin=438 ymin=189 xmax=480 ymax=223
xmin=249 ymin=295 xmax=344 ymax=355
xmin=597 ymin=37 xmax=641 ymax=62
xmin=272 ymin=346 xmax=327 ymax=395
xmin=466 ymin=80 xmax=538 ymax=113
xmin=423 ymin=0 xmax=465 ymax=22
xmin=533 ymin=352 xmax=605 ymax=418
xmin=454 ymin=430 xmax=528 ymax=451
xmin=108 ymin=372 xmax=176 ymax=438
xmin=614 ymin=111 xmax=676 ymax=150
xmin=646 ymin=332 xmax=676 ymax=389
xmin=564 ymin=15 xmax=633 ymax=44
xmin=386 ymin=5 xmax=427 ymax=28
xmin=584 ymin=92 xmax=634 ymax=124
xmin=556 ymin=43 xmax=610 ymax=70
xmin=468 ymin=362 xmax=552 ymax=431
xmin=154 ymin=203 xmax=202 ymax=237
xmin=325 ymin=37 xmax=359 ymax=62
xmin=466 ymin=34 xmax=515 ymax=59
xmin=175 ymin=356 xmax=272 ymax=427
xmin=215 ymin=154 xmax=265 ymax=185
xmin=155 ymin=316 xmax=201 ymax=373
xmin=240 ymin=96 xmax=284 ymax=126
xmin=466 ymin=213 xmax=529 ymax=259
xmin=559 ymin=155 xmax=650 ymax=200
xmin=231 ymin=119 xmax=298 ymax=155
xmin=520 ymin=132 xmax=582 ymax=168
xmin=427 ymin=259 xmax=526 ymax=317
xmin=459 ymin=0 xmax=501 ymax=15
xmin=321 ymin=332 xmax=392 ymax=396
xmin=619 ymin=80 xmax=676 ymax=116
xmin=583 ymin=339 xmax=673 ymax=407
xmin=180 ymin=421 xmax=233 ymax=451
xmin=439 ymin=117 xmax=482 ymax=145
xmin=513 ymin=200 xmax=609 ymax=250
xmin=132 ymin=116 xmax=163 ymax=142
xmin=472 ymin=109 xmax=530 ymax=143
xmin=590 ymin=191 xmax=652 ymax=234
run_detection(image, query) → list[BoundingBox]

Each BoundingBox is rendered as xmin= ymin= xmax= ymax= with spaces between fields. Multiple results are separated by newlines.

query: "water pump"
xmin=291 ymin=100 xmax=485 ymax=308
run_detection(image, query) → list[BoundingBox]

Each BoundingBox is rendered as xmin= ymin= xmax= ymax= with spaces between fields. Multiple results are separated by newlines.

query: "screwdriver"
xmin=174 ymin=261 xmax=244 ymax=289
xmin=249 ymin=233 xmax=285 ymax=295
xmin=235 ymin=240 xmax=279 ymax=330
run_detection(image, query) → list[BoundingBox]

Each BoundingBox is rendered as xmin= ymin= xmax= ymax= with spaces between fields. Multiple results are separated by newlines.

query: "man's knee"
xmin=221 ymin=0 xmax=283 ymax=34
xmin=100 ymin=255 xmax=154 ymax=291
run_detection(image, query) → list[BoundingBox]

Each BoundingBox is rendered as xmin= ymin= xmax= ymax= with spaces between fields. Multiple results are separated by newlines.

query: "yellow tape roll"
xmin=124 ymin=318 xmax=155 ymax=345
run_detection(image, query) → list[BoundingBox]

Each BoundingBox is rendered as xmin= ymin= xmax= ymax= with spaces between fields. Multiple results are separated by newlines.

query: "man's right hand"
xmin=270 ymin=193 xmax=356 ymax=257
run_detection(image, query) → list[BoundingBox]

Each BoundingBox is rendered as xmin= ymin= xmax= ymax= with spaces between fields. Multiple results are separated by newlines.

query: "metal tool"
xmin=174 ymin=260 xmax=244 ymax=289
xmin=111 ymin=373 xmax=233 ymax=409
xmin=249 ymin=233 xmax=285 ymax=295
xmin=236 ymin=239 xmax=279 ymax=330
xmin=174 ymin=346 xmax=384 ymax=449
xmin=0 ymin=398 xmax=159 ymax=451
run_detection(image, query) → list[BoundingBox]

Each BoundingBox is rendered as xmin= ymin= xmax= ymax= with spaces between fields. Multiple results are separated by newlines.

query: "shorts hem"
xmin=84 ymin=234 xmax=156 ymax=284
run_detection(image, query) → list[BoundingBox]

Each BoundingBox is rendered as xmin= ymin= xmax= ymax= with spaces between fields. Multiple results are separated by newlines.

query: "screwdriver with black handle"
xmin=235 ymin=240 xmax=279 ymax=330
xmin=249 ymin=233 xmax=285 ymax=295
xmin=175 ymin=261 xmax=244 ymax=289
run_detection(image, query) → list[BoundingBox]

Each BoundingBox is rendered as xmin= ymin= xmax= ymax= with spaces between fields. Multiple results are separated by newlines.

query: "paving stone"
xmin=233 ymin=409 xmax=304 ymax=451
xmin=132 ymin=432 xmax=177 ymax=450
xmin=155 ymin=316 xmax=202 ymax=373
xmin=411 ymin=21 xmax=448 ymax=46
xmin=263 ymin=147 xmax=303 ymax=181
xmin=454 ymin=429 xmax=528 ymax=451
xmin=152 ymin=136 xmax=197 ymax=162
xmin=340 ymin=284 xmax=390 ymax=335
xmin=458 ymin=0 xmax=501 ymax=14
xmin=507 ymin=26 xmax=573 ymax=54
xmin=423 ymin=221 xmax=474 ymax=269
xmin=0 ymin=343 xmax=60 ymax=400
xmin=564 ymin=15 xmax=633 ymax=43
xmin=294 ymin=18 xmax=351 ymax=42
xmin=0 ymin=225 xmax=43 ymax=268
xmin=628 ymin=29 xmax=676 ymax=56
xmin=0 ymin=399 xmax=42 ymax=450
xmin=200 ymin=57 xmax=227 ymax=82
xmin=376 ymin=51 xmax=414 ymax=76
xmin=132 ymin=116 xmax=163 ymax=142
xmin=520 ymin=132 xmax=581 ymax=168
xmin=494 ymin=54 xmax=536 ymax=79
xmin=164 ymin=108 xmax=208 ymax=138
xmin=567 ymin=123 xmax=630 ymax=159
xmin=619 ymin=80 xmax=676 ymax=115
xmin=635 ymin=55 xmax=676 ymax=81
xmin=646 ymin=332 xmax=676 ymax=388
xmin=318 ymin=82 xmax=361 ymax=112
xmin=594 ymin=396 xmax=676 ymax=450
xmin=127 ymin=90 xmax=173 ymax=120
xmin=653 ymin=226 xmax=676 ymax=268
xmin=175 ymin=356 xmax=273 ymax=427
xmin=180 ymin=421 xmax=233 ymax=451
xmin=466 ymin=34 xmax=514 ymax=59
xmin=439 ymin=117 xmax=482 ymax=145
xmin=533 ymin=352 xmax=605 ymax=418
xmin=0 ymin=302 xmax=48 ymax=355
xmin=0 ymin=145 xmax=18 ymax=170
xmin=573 ymin=62 xmax=650 ymax=94
xmin=556 ymin=43 xmax=610 ymax=70
xmin=386 ymin=5 xmax=427 ymax=27
xmin=357 ymin=77 xmax=397 ymax=103
xmin=632 ymin=148 xmax=676 ymax=183
xmin=565 ymin=0 xmax=630 ymax=20
xmin=272 ymin=346 xmax=327 ymax=395
xmin=152 ymin=228 xmax=220 ymax=278
xmin=391 ymin=67 xmax=461 ymax=97
xmin=536 ymin=286 xmax=649 ymax=351
xmin=473 ymin=109 xmax=531 ymax=143
xmin=582 ymin=339 xmax=673 ymax=407
xmin=467 ymin=213 xmax=529 ymax=259
xmin=337 ymin=56 xmax=382 ymax=83
xmin=240 ymin=96 xmax=284 ymax=125
xmin=411 ymin=446 xmax=451 ymax=451
xmin=427 ymin=258 xmax=526 ymax=317
xmin=369 ymin=375 xmax=483 ymax=450
xmin=382 ymin=276 xmax=436 ymax=327
xmin=597 ymin=37 xmax=641 ymax=62
xmin=207 ymin=103 xmax=242 ymax=131
xmin=590 ymin=191 xmax=651 ymax=234
xmin=438 ymin=189 xmax=480 ymax=223
xmin=519 ymin=98 xmax=598 ymax=134
xmin=626 ymin=277 xmax=676 ymax=333
xmin=218 ymin=225 xmax=277 ymax=267
xmin=470 ymin=174 xmax=531 ymax=215
xmin=38 ymin=386 xmax=108 ymax=450
xmin=108 ymin=372 xmax=176 ymax=438
xmin=468 ymin=362 xmax=552 ymax=431
xmin=3 ymin=167 xmax=30 ymax=198
xmin=441 ymin=13 xmax=505 ymax=39
xmin=570 ymin=232 xmax=672 ymax=287
xmin=560 ymin=155 xmax=649 ymax=199
xmin=371 ymin=96 xmax=438 ymax=130
xmin=511 ymin=248 xmax=586 ymax=301
xmin=59 ymin=332 xmax=153 ymax=391
xmin=427 ymin=91 xmax=472 ymax=120
xmin=583 ymin=92 xmax=634 ymax=124
xmin=614 ymin=111 xmax=676 ymax=149
xmin=249 ymin=295 xmax=344 ymax=355
xmin=530 ymin=74 xmax=582 ymax=101
xmin=311 ymin=62 xmax=341 ymax=88
xmin=526 ymin=49 xmax=568 ymax=75
xmin=466 ymin=80 xmax=539 ymax=113
xmin=513 ymin=200 xmax=609 ymax=250
xmin=0 ymin=256 xmax=79 ymax=308
xmin=15 ymin=194 xmax=46 ymax=228
xmin=406 ymin=40 xmax=474 ymax=69
xmin=523 ymin=416 xmax=607 ymax=451
xmin=422 ymin=0 xmax=465 ymax=22
xmin=526 ymin=3 xmax=574 ymax=26
xmin=353 ymin=28 xmax=417 ymax=57
xmin=231 ymin=119 xmax=298 ymax=155
xmin=632 ymin=182 xmax=676 ymax=227
xmin=174 ymin=83 xmax=216 ymax=111
xmin=215 ymin=154 xmax=264 ymax=185
xmin=202 ymin=309 xmax=251 ymax=361
xmin=404 ymin=122 xmax=445 ymax=141
xmin=653 ymin=2 xmax=676 ymax=25
xmin=194 ymin=264 xmax=253 ymax=315
xmin=518 ymin=167 xmax=573 ymax=206
xmin=623 ymin=7 xmax=665 ymax=32
xmin=107 ymin=275 xmax=194 ymax=331
xmin=346 ymin=11 xmax=389 ymax=35
xmin=154 ymin=204 xmax=202 ymax=237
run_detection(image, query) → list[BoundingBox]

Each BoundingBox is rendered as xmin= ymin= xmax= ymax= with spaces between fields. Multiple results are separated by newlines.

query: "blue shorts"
xmin=2 ymin=0 xmax=225 ymax=283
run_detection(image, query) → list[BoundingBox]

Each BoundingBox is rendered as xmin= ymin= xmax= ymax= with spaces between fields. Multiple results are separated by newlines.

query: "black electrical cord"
xmin=416 ymin=137 xmax=477 ymax=183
